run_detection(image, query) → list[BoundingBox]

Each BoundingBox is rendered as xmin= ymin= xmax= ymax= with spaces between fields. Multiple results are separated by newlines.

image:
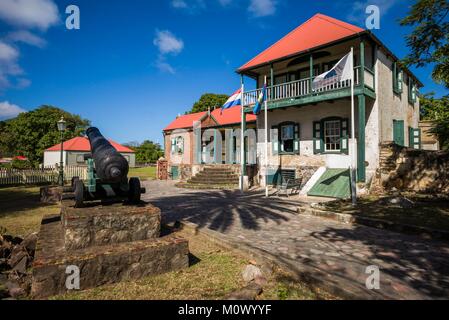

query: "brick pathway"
xmin=143 ymin=180 xmax=449 ymax=299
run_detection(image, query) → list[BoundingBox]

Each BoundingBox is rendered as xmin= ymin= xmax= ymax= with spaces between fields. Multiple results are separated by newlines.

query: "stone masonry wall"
xmin=377 ymin=142 xmax=449 ymax=193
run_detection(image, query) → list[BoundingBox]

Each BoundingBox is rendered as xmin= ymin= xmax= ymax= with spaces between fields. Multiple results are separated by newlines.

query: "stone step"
xmin=176 ymin=182 xmax=238 ymax=190
xmin=201 ymin=169 xmax=236 ymax=174
xmin=187 ymin=179 xmax=239 ymax=184
xmin=193 ymin=173 xmax=239 ymax=179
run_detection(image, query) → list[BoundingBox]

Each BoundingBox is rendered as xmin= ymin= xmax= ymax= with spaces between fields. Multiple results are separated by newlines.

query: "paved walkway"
xmin=143 ymin=180 xmax=449 ymax=299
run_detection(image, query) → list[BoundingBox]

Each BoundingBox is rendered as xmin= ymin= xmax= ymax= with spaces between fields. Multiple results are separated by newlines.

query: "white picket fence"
xmin=0 ymin=165 xmax=88 ymax=186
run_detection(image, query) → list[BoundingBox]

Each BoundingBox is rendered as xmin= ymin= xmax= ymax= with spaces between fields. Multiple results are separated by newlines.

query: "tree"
xmin=400 ymin=0 xmax=449 ymax=88
xmin=187 ymin=93 xmax=229 ymax=114
xmin=0 ymin=106 xmax=90 ymax=166
xmin=420 ymin=93 xmax=449 ymax=150
xmin=128 ymin=140 xmax=164 ymax=163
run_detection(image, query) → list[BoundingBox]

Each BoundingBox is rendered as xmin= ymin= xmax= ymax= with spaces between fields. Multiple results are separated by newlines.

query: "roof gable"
xmin=239 ymin=13 xmax=364 ymax=71
xmin=45 ymin=137 xmax=134 ymax=153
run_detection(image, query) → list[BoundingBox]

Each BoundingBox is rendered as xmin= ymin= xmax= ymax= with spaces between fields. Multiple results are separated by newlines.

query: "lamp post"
xmin=57 ymin=116 xmax=66 ymax=186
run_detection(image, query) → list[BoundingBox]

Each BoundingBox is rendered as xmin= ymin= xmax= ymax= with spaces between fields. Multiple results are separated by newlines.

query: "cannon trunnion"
xmin=72 ymin=127 xmax=145 ymax=207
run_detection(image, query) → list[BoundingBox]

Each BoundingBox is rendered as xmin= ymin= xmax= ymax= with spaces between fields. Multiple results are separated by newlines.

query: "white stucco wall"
xmin=43 ymin=151 xmax=67 ymax=167
xmin=165 ymin=130 xmax=192 ymax=166
xmin=377 ymin=50 xmax=420 ymax=145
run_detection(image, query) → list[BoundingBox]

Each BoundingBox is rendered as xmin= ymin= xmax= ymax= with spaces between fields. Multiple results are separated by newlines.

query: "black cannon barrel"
xmin=86 ymin=127 xmax=129 ymax=183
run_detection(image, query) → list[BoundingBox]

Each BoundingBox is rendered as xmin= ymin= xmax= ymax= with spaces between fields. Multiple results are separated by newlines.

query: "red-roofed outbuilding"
xmin=43 ymin=137 xmax=136 ymax=167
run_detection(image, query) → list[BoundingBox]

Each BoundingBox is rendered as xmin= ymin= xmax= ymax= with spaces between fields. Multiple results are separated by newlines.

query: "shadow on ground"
xmin=149 ymin=188 xmax=299 ymax=232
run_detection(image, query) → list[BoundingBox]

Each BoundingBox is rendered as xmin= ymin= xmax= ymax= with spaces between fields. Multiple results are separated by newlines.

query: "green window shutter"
xmin=293 ymin=123 xmax=300 ymax=154
xmin=340 ymin=118 xmax=349 ymax=155
xmin=408 ymin=78 xmax=417 ymax=104
xmin=393 ymin=62 xmax=397 ymax=92
xmin=271 ymin=125 xmax=279 ymax=155
xmin=313 ymin=121 xmax=323 ymax=154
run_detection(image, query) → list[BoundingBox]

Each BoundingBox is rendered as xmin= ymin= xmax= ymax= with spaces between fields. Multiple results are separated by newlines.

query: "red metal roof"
xmin=211 ymin=106 xmax=257 ymax=126
xmin=163 ymin=106 xmax=256 ymax=131
xmin=238 ymin=13 xmax=364 ymax=72
xmin=45 ymin=137 xmax=134 ymax=153
xmin=163 ymin=111 xmax=207 ymax=131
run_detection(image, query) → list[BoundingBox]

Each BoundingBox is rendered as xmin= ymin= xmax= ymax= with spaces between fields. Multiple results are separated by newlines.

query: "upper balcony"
xmin=243 ymin=65 xmax=375 ymax=110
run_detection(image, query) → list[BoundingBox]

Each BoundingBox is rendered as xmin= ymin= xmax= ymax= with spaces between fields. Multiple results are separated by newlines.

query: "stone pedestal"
xmin=40 ymin=186 xmax=63 ymax=204
xmin=31 ymin=200 xmax=189 ymax=298
xmin=61 ymin=201 xmax=161 ymax=250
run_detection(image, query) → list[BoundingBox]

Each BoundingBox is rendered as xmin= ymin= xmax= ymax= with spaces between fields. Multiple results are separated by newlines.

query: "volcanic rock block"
xmin=61 ymin=200 xmax=161 ymax=250
xmin=31 ymin=213 xmax=189 ymax=298
xmin=40 ymin=186 xmax=63 ymax=204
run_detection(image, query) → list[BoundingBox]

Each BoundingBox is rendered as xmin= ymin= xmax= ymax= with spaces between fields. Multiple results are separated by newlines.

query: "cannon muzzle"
xmin=86 ymin=127 xmax=129 ymax=183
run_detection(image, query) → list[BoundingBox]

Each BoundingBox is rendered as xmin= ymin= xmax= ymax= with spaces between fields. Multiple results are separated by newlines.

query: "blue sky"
xmin=0 ymin=0 xmax=447 ymax=145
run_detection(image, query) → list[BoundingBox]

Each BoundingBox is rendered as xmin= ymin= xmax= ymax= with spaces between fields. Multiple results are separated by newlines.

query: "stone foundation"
xmin=31 ymin=201 xmax=189 ymax=298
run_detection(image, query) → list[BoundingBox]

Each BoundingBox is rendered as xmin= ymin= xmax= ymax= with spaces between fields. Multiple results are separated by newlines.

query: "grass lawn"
xmin=0 ymin=186 xmax=59 ymax=236
xmin=128 ymin=166 xmax=156 ymax=180
xmin=0 ymin=186 xmax=336 ymax=300
xmin=53 ymin=229 xmax=335 ymax=300
xmin=322 ymin=194 xmax=449 ymax=232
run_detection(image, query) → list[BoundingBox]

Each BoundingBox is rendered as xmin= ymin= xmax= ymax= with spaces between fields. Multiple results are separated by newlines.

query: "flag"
xmin=312 ymin=52 xmax=353 ymax=91
xmin=253 ymin=83 xmax=267 ymax=115
xmin=221 ymin=88 xmax=242 ymax=113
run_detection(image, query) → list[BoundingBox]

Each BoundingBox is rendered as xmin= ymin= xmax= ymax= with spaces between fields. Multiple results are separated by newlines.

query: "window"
xmin=313 ymin=117 xmax=349 ymax=155
xmin=171 ymin=136 xmax=184 ymax=154
xmin=76 ymin=154 xmax=85 ymax=164
xmin=324 ymin=120 xmax=341 ymax=152
xmin=272 ymin=122 xmax=300 ymax=155
xmin=393 ymin=62 xmax=403 ymax=94
xmin=281 ymin=124 xmax=294 ymax=152
xmin=408 ymin=77 xmax=417 ymax=104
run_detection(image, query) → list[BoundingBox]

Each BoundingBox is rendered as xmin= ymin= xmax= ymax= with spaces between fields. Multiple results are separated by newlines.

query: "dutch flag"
xmin=221 ymin=89 xmax=242 ymax=113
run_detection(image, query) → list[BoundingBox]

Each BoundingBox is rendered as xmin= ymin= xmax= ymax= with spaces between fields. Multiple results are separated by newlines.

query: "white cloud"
xmin=7 ymin=30 xmax=46 ymax=48
xmin=170 ymin=0 xmax=205 ymax=13
xmin=0 ymin=41 xmax=19 ymax=62
xmin=153 ymin=30 xmax=184 ymax=55
xmin=155 ymin=59 xmax=176 ymax=74
xmin=171 ymin=0 xmax=188 ymax=8
xmin=0 ymin=101 xmax=26 ymax=120
xmin=0 ymin=0 xmax=60 ymax=31
xmin=218 ymin=0 xmax=233 ymax=6
xmin=153 ymin=30 xmax=184 ymax=74
xmin=0 ymin=40 xmax=24 ymax=90
xmin=248 ymin=0 xmax=277 ymax=17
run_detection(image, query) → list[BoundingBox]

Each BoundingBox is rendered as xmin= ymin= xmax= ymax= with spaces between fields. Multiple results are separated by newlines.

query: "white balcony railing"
xmin=243 ymin=66 xmax=374 ymax=106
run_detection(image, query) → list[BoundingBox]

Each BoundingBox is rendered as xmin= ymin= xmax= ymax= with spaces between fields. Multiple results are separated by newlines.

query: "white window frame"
xmin=324 ymin=120 xmax=341 ymax=152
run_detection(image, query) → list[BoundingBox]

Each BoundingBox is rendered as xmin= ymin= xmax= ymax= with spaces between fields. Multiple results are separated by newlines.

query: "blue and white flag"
xmin=312 ymin=52 xmax=353 ymax=91
xmin=253 ymin=84 xmax=267 ymax=115
xmin=221 ymin=88 xmax=242 ymax=113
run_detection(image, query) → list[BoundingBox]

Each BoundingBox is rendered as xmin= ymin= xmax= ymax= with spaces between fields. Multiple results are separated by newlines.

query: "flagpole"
xmin=240 ymin=76 xmax=245 ymax=193
xmin=350 ymin=46 xmax=357 ymax=205
xmin=264 ymin=76 xmax=269 ymax=198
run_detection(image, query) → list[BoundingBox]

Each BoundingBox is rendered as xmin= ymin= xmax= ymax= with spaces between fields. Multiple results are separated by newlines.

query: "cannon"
xmin=72 ymin=127 xmax=145 ymax=207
